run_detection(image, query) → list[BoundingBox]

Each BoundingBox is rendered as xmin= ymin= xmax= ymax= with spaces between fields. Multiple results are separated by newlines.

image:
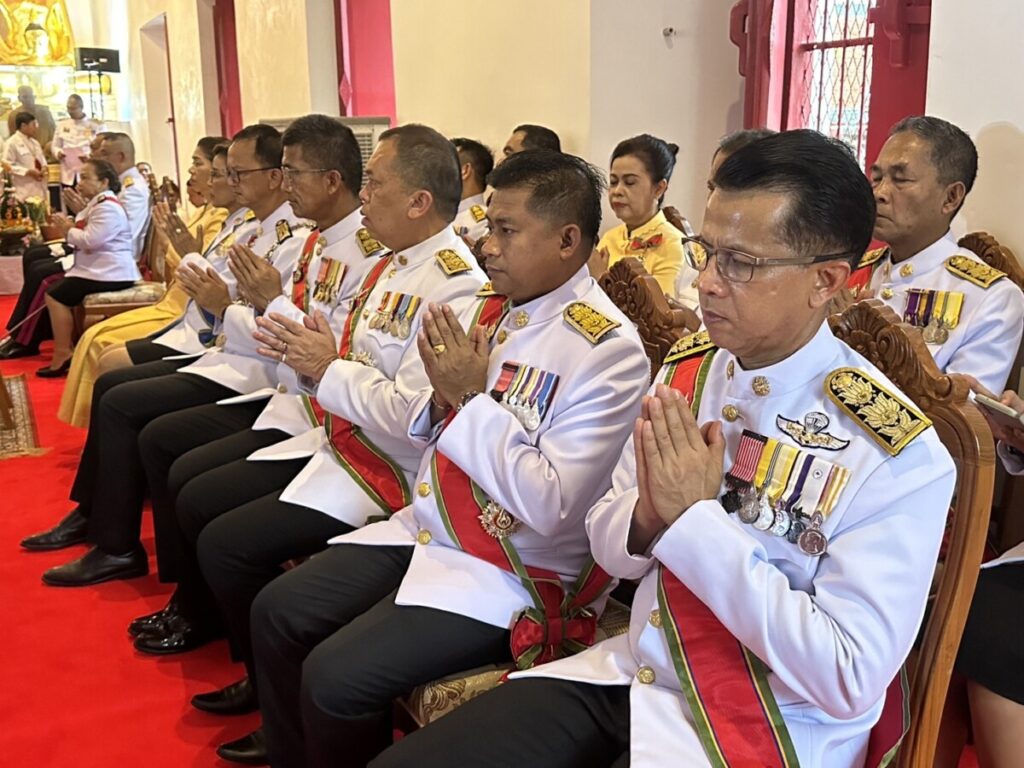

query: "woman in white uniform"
xmin=38 ymin=158 xmax=139 ymax=377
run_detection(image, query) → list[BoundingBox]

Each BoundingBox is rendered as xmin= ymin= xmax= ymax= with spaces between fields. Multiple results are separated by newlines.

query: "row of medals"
xmin=499 ymin=388 xmax=544 ymax=431
xmin=367 ymin=303 xmax=415 ymax=339
xmin=721 ymin=485 xmax=828 ymax=556
xmin=921 ymin=318 xmax=950 ymax=345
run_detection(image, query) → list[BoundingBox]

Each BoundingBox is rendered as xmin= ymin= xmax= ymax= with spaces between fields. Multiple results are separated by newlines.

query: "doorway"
xmin=139 ymin=13 xmax=180 ymax=189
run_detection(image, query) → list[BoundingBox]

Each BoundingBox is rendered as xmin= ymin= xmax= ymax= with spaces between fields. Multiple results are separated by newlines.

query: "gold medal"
xmin=478 ymin=501 xmax=521 ymax=539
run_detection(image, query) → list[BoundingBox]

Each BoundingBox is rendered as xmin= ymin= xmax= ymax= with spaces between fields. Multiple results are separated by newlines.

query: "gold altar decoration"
xmin=0 ymin=1 xmax=74 ymax=67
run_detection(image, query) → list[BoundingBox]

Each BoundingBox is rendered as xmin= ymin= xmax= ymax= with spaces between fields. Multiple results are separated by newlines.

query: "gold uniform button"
xmin=726 ymin=360 xmax=734 ymax=379
xmin=514 ymin=310 xmax=529 ymax=328
xmin=751 ymin=375 xmax=770 ymax=397
xmin=899 ymin=263 xmax=914 ymax=278
xmin=496 ymin=329 xmax=508 ymax=344
xmin=276 ymin=384 xmax=288 ymax=394
xmin=417 ymin=482 xmax=431 ymax=498
xmin=880 ymin=288 xmax=894 ymax=299
xmin=722 ymin=404 xmax=740 ymax=422
xmin=416 ymin=529 xmax=432 ymax=545
xmin=637 ymin=666 xmax=656 ymax=685
xmin=648 ymin=609 xmax=662 ymax=628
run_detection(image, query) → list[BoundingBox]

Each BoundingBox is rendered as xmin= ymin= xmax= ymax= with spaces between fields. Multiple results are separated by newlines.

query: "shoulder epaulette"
xmin=470 ymin=204 xmax=486 ymax=223
xmin=435 ymin=248 xmax=472 ymax=276
xmin=356 ymin=227 xmax=384 ymax=256
xmin=944 ymin=254 xmax=1006 ymax=288
xmin=563 ymin=301 xmax=620 ymax=344
xmin=663 ymin=330 xmax=715 ymax=363
xmin=275 ymin=220 xmax=293 ymax=243
xmin=243 ymin=210 xmax=257 ymax=221
xmin=857 ymin=246 xmax=888 ymax=270
xmin=123 ymin=175 xmax=134 ymax=188
xmin=476 ymin=282 xmax=498 ymax=297
xmin=824 ymin=367 xmax=931 ymax=456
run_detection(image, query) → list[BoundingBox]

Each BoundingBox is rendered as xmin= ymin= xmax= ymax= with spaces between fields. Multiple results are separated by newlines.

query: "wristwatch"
xmin=455 ymin=390 xmax=482 ymax=412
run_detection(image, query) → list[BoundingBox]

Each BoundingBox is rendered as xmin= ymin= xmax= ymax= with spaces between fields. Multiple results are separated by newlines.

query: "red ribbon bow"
xmin=509 ymin=581 xmax=598 ymax=669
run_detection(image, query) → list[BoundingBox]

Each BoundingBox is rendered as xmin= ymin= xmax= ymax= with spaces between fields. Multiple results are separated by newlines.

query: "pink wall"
xmin=337 ymin=0 xmax=396 ymax=125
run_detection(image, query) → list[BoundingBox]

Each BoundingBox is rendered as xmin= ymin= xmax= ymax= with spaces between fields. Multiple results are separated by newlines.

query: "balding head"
xmin=95 ymin=132 xmax=137 ymax=174
xmin=17 ymin=85 xmax=34 ymax=105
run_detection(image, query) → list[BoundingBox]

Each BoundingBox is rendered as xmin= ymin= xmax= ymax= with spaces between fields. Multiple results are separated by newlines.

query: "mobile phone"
xmin=974 ymin=393 xmax=1024 ymax=429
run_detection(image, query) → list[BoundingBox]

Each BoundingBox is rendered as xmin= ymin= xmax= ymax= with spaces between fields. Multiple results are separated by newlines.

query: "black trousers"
xmin=5 ymin=245 xmax=64 ymax=346
xmin=138 ymin=403 xmax=275 ymax=583
xmin=251 ymin=544 xmax=512 ymax=768
xmin=69 ymin=364 xmax=236 ymax=554
xmin=125 ymin=338 xmax=179 ymax=365
xmin=196 ymin=477 xmax=353 ymax=670
xmin=371 ymin=678 xmax=632 ymax=768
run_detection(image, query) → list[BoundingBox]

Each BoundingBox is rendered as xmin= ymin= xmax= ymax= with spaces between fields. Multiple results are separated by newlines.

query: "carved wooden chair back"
xmin=958 ymin=231 xmax=1024 ymax=291
xmin=599 ymin=257 xmax=701 ymax=380
xmin=829 ymin=300 xmax=995 ymax=768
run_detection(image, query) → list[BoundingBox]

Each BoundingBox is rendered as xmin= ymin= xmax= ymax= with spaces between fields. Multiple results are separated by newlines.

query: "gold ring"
xmin=433 ymin=343 xmax=447 ymax=354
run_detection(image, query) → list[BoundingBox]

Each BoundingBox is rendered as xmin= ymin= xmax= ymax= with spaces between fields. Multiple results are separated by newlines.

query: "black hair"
xmin=715 ymin=128 xmax=776 ymax=160
xmin=713 ymin=129 xmax=875 ymax=262
xmin=890 ymin=115 xmax=978 ymax=199
xmin=611 ymin=134 xmax=679 ymax=205
xmin=513 ymin=124 xmax=561 ymax=153
xmin=211 ymin=142 xmax=230 ymax=162
xmin=86 ymin=158 xmax=121 ymax=194
xmin=488 ymin=149 xmax=606 ymax=252
xmin=282 ymin=114 xmax=363 ymax=196
xmin=378 ymin=124 xmax=462 ymax=222
xmin=68 ymin=93 xmax=84 ymax=106
xmin=101 ymin=131 xmax=137 ymax=161
xmin=14 ymin=111 xmax=36 ymax=130
xmin=196 ymin=135 xmax=229 ymax=160
xmin=452 ymin=137 xmax=495 ymax=187
xmin=231 ymin=124 xmax=283 ymax=168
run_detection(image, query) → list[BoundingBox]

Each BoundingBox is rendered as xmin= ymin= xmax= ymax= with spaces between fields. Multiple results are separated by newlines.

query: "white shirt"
xmin=2 ymin=130 xmax=47 ymax=201
xmin=117 ymin=166 xmax=152 ymax=260
xmin=332 ymin=266 xmax=651 ymax=629
xmin=451 ymin=193 xmax=488 ymax=244
xmin=514 ymin=322 xmax=956 ymax=768
xmin=64 ymin=191 xmax=140 ymax=283
xmin=52 ymin=117 xmax=102 ymax=185
xmin=870 ymin=231 xmax=1024 ymax=394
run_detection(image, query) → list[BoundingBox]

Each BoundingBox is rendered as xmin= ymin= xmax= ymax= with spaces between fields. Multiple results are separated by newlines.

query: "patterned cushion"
xmin=401 ymin=598 xmax=632 ymax=727
xmin=82 ymin=281 xmax=166 ymax=307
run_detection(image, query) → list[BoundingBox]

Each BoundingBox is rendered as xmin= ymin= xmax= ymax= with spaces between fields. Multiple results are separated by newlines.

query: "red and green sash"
xmin=300 ymin=253 xmax=412 ymax=514
xmin=290 ymin=229 xmax=321 ymax=314
xmin=656 ymin=347 xmax=909 ymax=767
xmin=429 ymin=291 xmax=612 ymax=668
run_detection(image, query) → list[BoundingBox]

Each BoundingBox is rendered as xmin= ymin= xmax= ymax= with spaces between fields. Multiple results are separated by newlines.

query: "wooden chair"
xmin=828 ymin=299 xmax=995 ymax=768
xmin=598 ymin=257 xmax=701 ymax=374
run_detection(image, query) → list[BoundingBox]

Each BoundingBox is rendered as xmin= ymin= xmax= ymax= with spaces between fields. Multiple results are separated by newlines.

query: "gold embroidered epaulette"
xmin=470 ymin=204 xmax=486 ymax=222
xmin=857 ymin=246 xmax=887 ymax=270
xmin=435 ymin=249 xmax=472 ymax=275
xmin=356 ymin=227 xmax=384 ymax=256
xmin=825 ymin=367 xmax=931 ymax=456
xmin=243 ymin=210 xmax=257 ymax=221
xmin=663 ymin=330 xmax=715 ymax=363
xmin=563 ymin=301 xmax=620 ymax=344
xmin=275 ymin=220 xmax=293 ymax=243
xmin=944 ymin=255 xmax=1006 ymax=288
xmin=123 ymin=175 xmax=134 ymax=188
xmin=476 ymin=282 xmax=497 ymax=297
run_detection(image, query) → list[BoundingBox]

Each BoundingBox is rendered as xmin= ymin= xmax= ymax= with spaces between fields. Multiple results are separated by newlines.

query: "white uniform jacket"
xmin=52 ymin=117 xmax=101 ymax=185
xmin=869 ymin=231 xmax=1024 ymax=393
xmin=151 ymin=207 xmax=258 ymax=356
xmin=2 ymin=131 xmax=47 ymax=200
xmin=333 ymin=266 xmax=651 ymax=629
xmin=513 ymin=322 xmax=956 ymax=768
xmin=177 ymin=202 xmax=310 ymax=394
xmin=452 ymin=193 xmax=488 ymax=244
xmin=117 ymin=166 xmax=152 ymax=260
xmin=248 ymin=227 xmax=487 ymax=527
xmin=64 ymin=191 xmax=140 ymax=283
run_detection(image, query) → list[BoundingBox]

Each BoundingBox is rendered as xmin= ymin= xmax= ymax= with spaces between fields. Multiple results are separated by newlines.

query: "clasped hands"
xmin=254 ymin=310 xmax=339 ymax=383
xmin=228 ymin=244 xmax=283 ymax=312
xmin=628 ymin=385 xmax=725 ymax=554
xmin=153 ymin=200 xmax=203 ymax=256
xmin=417 ymin=303 xmax=488 ymax=421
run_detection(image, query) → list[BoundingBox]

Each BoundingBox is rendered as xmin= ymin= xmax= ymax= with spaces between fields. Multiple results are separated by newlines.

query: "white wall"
xmin=927 ymin=0 xmax=1024 ymax=260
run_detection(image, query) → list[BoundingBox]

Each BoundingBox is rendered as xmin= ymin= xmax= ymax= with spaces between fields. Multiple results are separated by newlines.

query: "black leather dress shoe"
xmin=21 ymin=509 xmax=90 ymax=551
xmin=36 ymin=358 xmax=71 ymax=378
xmin=133 ymin=614 xmax=219 ymax=655
xmin=128 ymin=601 xmax=181 ymax=638
xmin=42 ymin=545 xmax=148 ymax=587
xmin=0 ymin=341 xmax=38 ymax=359
xmin=191 ymin=677 xmax=258 ymax=715
xmin=217 ymin=729 xmax=268 ymax=765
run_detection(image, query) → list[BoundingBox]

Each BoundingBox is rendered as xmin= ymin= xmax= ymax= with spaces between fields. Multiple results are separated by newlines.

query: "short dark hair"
xmin=86 ymin=158 xmax=121 ymax=194
xmin=282 ymin=114 xmax=363 ymax=196
xmin=890 ymin=115 xmax=978 ymax=195
xmin=715 ymin=128 xmax=776 ymax=160
xmin=211 ymin=142 xmax=230 ymax=162
xmin=14 ymin=111 xmax=36 ymax=130
xmin=196 ymin=135 xmax=229 ymax=160
xmin=611 ymin=134 xmax=679 ymax=205
xmin=452 ymin=137 xmax=494 ymax=186
xmin=68 ymin=93 xmax=84 ymax=106
xmin=514 ymin=124 xmax=561 ymax=153
xmin=232 ymin=124 xmax=283 ymax=168
xmin=378 ymin=124 xmax=462 ymax=222
xmin=713 ymin=129 xmax=875 ymax=261
xmin=488 ymin=149 xmax=606 ymax=251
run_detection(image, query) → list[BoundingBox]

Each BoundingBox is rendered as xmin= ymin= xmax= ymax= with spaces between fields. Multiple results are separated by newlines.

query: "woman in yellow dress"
xmin=589 ymin=133 xmax=698 ymax=308
xmin=57 ymin=136 xmax=228 ymax=428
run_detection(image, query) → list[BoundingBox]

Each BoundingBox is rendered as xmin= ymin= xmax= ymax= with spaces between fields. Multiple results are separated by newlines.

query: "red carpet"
xmin=0 ymin=295 xmax=258 ymax=767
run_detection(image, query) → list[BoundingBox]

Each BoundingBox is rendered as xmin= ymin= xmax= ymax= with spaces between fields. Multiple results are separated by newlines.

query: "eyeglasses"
xmin=280 ymin=166 xmax=333 ymax=181
xmin=681 ymin=235 xmax=852 ymax=284
xmin=226 ymin=166 xmax=278 ymax=184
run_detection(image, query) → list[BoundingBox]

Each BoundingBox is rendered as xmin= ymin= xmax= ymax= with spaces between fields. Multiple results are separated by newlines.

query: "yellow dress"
xmin=57 ymin=204 xmax=228 ymax=428
xmin=598 ymin=210 xmax=687 ymax=297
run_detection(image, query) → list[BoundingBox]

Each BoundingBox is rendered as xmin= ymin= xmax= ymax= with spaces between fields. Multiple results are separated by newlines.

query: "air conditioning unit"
xmin=258 ymin=116 xmax=391 ymax=183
